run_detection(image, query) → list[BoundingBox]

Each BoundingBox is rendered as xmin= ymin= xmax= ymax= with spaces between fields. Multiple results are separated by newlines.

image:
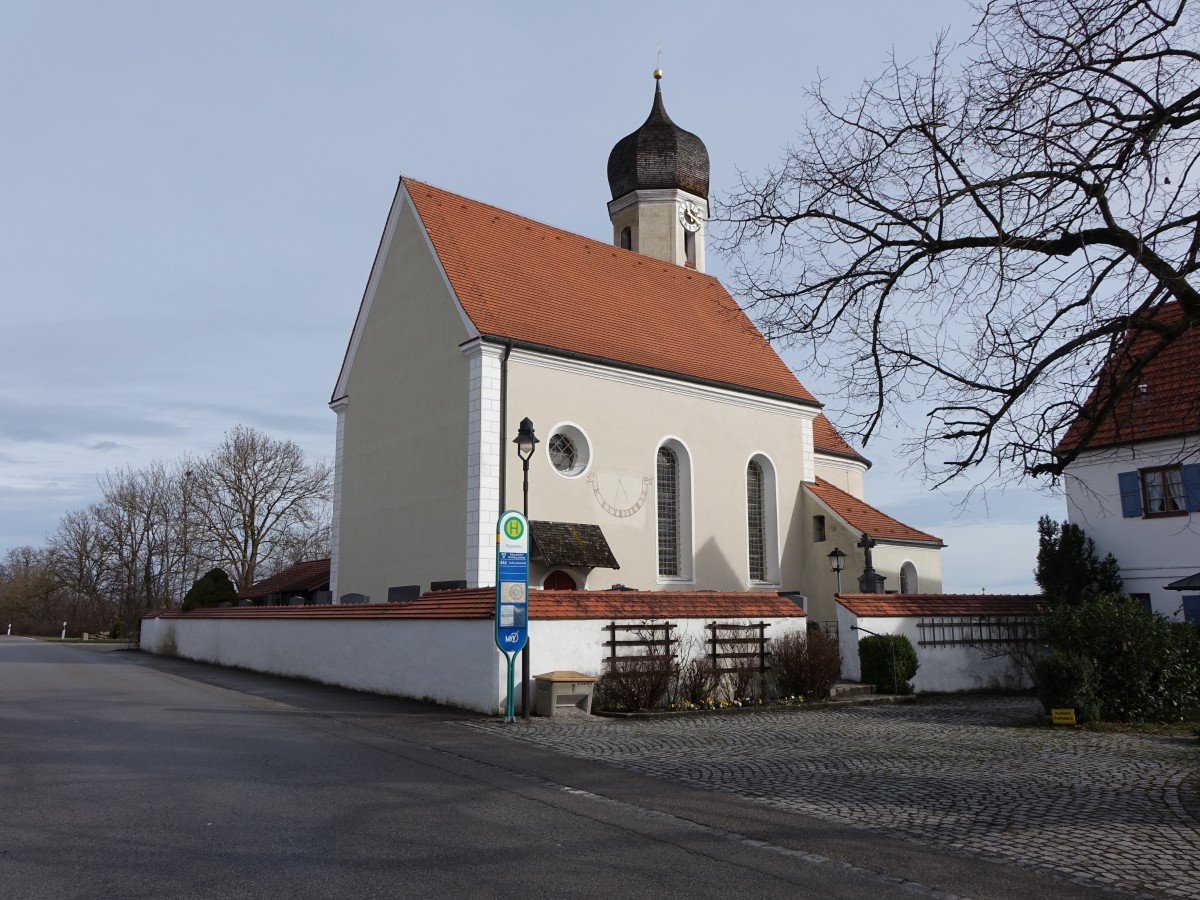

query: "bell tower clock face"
xmin=679 ymin=200 xmax=703 ymax=232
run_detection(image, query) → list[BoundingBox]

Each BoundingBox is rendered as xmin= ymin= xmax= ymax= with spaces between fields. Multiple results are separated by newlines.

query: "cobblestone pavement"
xmin=465 ymin=697 xmax=1200 ymax=898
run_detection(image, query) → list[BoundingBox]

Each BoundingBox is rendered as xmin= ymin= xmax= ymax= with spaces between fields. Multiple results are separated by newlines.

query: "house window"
xmin=657 ymin=446 xmax=680 ymax=577
xmin=900 ymin=562 xmax=918 ymax=594
xmin=1141 ymin=465 xmax=1187 ymax=516
xmin=747 ymin=460 xmax=766 ymax=581
xmin=1119 ymin=463 xmax=1200 ymax=517
xmin=813 ymin=515 xmax=826 ymax=543
xmin=1129 ymin=593 xmax=1152 ymax=614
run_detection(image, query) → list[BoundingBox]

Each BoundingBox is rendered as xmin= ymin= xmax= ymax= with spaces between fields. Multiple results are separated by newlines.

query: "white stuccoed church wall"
xmin=141 ymin=613 xmax=810 ymax=714
xmin=836 ymin=606 xmax=1031 ymax=693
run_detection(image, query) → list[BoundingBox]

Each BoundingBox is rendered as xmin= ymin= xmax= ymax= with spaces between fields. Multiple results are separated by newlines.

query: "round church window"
xmin=546 ymin=423 xmax=590 ymax=477
xmin=549 ymin=434 xmax=576 ymax=471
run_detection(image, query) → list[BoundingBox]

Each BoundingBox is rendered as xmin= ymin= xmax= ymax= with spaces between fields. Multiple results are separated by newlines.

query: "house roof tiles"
xmin=837 ymin=594 xmax=1042 ymax=617
xmin=805 ymin=478 xmax=943 ymax=545
xmin=1058 ymin=301 xmax=1200 ymax=453
xmin=238 ymin=559 xmax=330 ymax=600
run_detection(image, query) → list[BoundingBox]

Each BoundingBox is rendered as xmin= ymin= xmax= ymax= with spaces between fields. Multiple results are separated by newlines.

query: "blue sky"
xmin=0 ymin=1 xmax=1060 ymax=591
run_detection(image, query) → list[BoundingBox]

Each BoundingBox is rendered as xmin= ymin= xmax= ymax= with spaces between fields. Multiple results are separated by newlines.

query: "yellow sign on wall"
xmin=1051 ymin=708 xmax=1077 ymax=725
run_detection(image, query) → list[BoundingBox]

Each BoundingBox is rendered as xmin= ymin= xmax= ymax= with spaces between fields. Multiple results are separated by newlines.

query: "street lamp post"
xmin=512 ymin=417 xmax=538 ymax=718
xmin=827 ymin=547 xmax=846 ymax=594
xmin=514 ymin=417 xmax=538 ymax=517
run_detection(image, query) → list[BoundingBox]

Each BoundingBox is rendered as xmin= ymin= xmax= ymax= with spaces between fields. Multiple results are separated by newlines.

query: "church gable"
xmin=332 ymin=183 xmax=479 ymax=405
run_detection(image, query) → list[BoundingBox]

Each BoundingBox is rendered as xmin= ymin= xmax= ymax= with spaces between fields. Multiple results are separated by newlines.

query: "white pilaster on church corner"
xmin=329 ymin=397 xmax=348 ymax=600
xmin=462 ymin=340 xmax=504 ymax=588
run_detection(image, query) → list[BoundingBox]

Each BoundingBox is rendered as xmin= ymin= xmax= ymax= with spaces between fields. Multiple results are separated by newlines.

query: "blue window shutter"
xmin=1118 ymin=471 xmax=1142 ymax=517
xmin=1183 ymin=595 xmax=1200 ymax=625
xmin=1182 ymin=464 xmax=1200 ymax=511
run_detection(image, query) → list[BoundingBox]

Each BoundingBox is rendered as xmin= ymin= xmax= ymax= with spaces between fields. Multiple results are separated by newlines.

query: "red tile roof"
xmin=145 ymin=588 xmax=806 ymax=621
xmin=813 ymin=413 xmax=869 ymax=466
xmin=805 ymin=478 xmax=943 ymax=545
xmin=404 ymin=179 xmax=819 ymax=406
xmin=837 ymin=594 xmax=1042 ymax=617
xmin=1058 ymin=300 xmax=1200 ymax=453
xmin=238 ymin=559 xmax=330 ymax=600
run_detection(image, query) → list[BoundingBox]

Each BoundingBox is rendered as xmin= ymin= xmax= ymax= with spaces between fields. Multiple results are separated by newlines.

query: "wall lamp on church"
xmin=514 ymin=417 xmax=539 ymax=518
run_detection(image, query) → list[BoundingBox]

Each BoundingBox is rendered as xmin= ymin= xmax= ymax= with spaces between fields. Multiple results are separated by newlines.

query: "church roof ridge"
xmin=401 ymin=177 xmax=819 ymax=406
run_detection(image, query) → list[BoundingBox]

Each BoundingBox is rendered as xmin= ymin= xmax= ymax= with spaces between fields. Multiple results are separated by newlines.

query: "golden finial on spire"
xmin=654 ymin=46 xmax=663 ymax=80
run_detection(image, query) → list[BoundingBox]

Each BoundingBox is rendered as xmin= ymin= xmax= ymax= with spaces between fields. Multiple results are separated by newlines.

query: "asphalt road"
xmin=0 ymin=637 xmax=1123 ymax=900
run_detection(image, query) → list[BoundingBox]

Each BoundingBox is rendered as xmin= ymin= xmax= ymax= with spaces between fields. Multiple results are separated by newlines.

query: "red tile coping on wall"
xmin=836 ymin=594 xmax=1043 ymax=617
xmin=144 ymin=588 xmax=808 ymax=621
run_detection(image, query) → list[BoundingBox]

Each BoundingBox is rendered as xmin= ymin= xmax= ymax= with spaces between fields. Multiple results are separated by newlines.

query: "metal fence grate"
xmin=916 ymin=616 xmax=1037 ymax=647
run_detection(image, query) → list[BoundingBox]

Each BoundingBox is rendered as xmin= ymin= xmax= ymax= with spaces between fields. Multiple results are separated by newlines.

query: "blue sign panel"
xmin=495 ymin=511 xmax=529 ymax=656
xmin=495 ymin=510 xmax=530 ymax=723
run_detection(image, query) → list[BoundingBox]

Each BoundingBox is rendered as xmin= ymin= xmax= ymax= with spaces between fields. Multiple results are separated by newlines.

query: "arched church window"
xmin=657 ymin=446 xmax=679 ymax=577
xmin=900 ymin=562 xmax=918 ymax=594
xmin=747 ymin=460 xmax=766 ymax=581
xmin=620 ymin=226 xmax=632 ymax=250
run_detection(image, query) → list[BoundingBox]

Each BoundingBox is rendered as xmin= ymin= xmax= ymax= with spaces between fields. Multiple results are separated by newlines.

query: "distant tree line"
xmin=0 ymin=425 xmax=331 ymax=637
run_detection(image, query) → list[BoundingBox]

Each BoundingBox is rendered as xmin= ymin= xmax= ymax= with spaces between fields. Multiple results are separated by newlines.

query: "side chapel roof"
xmin=805 ymin=478 xmax=943 ymax=546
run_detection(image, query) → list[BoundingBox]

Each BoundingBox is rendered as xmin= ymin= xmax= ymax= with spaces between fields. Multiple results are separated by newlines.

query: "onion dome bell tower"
xmin=607 ymin=69 xmax=710 ymax=271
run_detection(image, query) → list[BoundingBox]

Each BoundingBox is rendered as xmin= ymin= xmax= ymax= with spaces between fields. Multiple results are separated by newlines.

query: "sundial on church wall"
xmin=586 ymin=471 xmax=652 ymax=518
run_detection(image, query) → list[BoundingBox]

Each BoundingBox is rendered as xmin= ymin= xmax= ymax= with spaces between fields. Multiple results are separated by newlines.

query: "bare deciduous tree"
xmin=190 ymin=425 xmax=332 ymax=591
xmin=719 ymin=0 xmax=1199 ymax=485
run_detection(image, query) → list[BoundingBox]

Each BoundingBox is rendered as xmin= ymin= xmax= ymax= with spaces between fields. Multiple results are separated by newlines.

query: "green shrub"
xmin=182 ymin=568 xmax=237 ymax=612
xmin=858 ymin=634 xmax=919 ymax=694
xmin=771 ymin=629 xmax=842 ymax=699
xmin=1034 ymin=650 xmax=1100 ymax=722
xmin=1039 ymin=594 xmax=1200 ymax=722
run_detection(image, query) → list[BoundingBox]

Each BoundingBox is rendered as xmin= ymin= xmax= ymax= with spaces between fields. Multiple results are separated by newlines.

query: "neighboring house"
xmin=329 ymin=73 xmax=940 ymax=620
xmin=238 ymin=558 xmax=331 ymax=606
xmin=1059 ymin=300 xmax=1200 ymax=621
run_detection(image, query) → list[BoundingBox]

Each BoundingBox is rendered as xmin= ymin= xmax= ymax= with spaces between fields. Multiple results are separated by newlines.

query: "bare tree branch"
xmin=717 ymin=0 xmax=1200 ymax=485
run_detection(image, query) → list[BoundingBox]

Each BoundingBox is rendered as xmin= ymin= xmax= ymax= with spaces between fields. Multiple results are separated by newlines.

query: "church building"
xmin=328 ymin=72 xmax=943 ymax=627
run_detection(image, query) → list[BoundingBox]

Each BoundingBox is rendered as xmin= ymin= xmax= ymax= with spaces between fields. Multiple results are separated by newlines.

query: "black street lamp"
xmin=827 ymin=546 xmax=847 ymax=594
xmin=513 ymin=417 xmax=539 ymax=518
xmin=512 ymin=417 xmax=538 ymax=719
